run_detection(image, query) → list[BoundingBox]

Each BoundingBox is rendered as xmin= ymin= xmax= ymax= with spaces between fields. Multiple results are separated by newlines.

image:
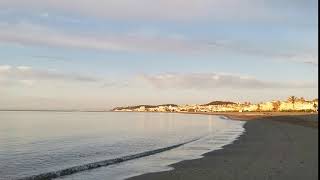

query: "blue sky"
xmin=0 ymin=0 xmax=318 ymax=110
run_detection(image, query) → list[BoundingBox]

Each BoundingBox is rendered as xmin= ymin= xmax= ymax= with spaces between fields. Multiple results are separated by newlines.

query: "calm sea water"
xmin=0 ymin=111 xmax=245 ymax=180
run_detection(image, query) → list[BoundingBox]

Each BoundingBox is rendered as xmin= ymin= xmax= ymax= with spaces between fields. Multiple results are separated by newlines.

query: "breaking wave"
xmin=18 ymin=138 xmax=200 ymax=180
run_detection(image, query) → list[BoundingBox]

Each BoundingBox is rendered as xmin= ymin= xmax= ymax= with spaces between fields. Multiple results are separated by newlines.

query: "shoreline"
xmin=112 ymin=111 xmax=318 ymax=126
xmin=128 ymin=113 xmax=318 ymax=180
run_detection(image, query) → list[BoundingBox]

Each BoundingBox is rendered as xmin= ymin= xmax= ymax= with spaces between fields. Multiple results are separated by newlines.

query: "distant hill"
xmin=203 ymin=101 xmax=236 ymax=106
xmin=112 ymin=105 xmax=155 ymax=111
xmin=158 ymin=104 xmax=178 ymax=107
xmin=112 ymin=104 xmax=178 ymax=111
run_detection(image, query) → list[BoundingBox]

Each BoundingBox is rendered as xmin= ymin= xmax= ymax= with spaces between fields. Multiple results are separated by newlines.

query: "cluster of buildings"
xmin=113 ymin=97 xmax=318 ymax=113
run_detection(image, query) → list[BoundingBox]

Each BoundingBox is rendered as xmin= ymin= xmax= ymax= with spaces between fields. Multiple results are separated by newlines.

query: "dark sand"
xmin=128 ymin=114 xmax=318 ymax=180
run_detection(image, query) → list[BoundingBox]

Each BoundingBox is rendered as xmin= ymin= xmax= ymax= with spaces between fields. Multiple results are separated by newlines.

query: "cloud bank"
xmin=0 ymin=22 xmax=317 ymax=66
xmin=0 ymin=65 xmax=99 ymax=86
xmin=1 ymin=0 xmax=314 ymax=22
xmin=0 ymin=22 xmax=206 ymax=54
xmin=140 ymin=73 xmax=316 ymax=89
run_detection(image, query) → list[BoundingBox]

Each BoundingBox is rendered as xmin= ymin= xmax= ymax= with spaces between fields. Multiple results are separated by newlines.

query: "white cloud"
xmin=0 ymin=0 xmax=266 ymax=21
xmin=140 ymin=73 xmax=316 ymax=89
xmin=16 ymin=66 xmax=32 ymax=71
xmin=0 ymin=65 xmax=12 ymax=72
xmin=0 ymin=65 xmax=99 ymax=86
xmin=287 ymin=54 xmax=318 ymax=66
xmin=0 ymin=22 xmax=220 ymax=54
xmin=0 ymin=22 xmax=317 ymax=66
xmin=0 ymin=0 xmax=317 ymax=23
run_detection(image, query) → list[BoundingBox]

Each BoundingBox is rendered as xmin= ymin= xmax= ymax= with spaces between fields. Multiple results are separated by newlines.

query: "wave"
xmin=17 ymin=138 xmax=200 ymax=180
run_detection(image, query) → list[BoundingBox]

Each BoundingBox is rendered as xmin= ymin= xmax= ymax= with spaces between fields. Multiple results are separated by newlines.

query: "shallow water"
xmin=0 ymin=111 xmax=245 ymax=180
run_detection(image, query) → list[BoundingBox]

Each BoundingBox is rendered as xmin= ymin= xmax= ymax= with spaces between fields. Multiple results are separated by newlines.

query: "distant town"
xmin=112 ymin=96 xmax=318 ymax=113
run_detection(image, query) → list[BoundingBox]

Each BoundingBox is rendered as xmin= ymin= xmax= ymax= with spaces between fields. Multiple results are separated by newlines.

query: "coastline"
xmin=128 ymin=113 xmax=318 ymax=180
xmin=112 ymin=111 xmax=319 ymax=127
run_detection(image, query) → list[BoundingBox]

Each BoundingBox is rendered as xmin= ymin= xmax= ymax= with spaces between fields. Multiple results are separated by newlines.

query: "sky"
xmin=0 ymin=0 xmax=318 ymax=110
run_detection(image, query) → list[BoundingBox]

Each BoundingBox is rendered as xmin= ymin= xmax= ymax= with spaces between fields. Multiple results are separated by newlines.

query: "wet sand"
xmin=128 ymin=114 xmax=318 ymax=180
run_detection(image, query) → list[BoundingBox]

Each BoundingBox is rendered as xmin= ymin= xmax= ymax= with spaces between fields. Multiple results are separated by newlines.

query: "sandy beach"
xmin=128 ymin=113 xmax=318 ymax=180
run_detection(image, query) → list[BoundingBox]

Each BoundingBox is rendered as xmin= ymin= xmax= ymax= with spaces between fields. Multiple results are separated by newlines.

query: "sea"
xmin=0 ymin=111 xmax=245 ymax=180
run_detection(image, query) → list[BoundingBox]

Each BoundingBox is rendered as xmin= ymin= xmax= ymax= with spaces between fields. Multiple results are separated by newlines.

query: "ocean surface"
xmin=0 ymin=111 xmax=245 ymax=180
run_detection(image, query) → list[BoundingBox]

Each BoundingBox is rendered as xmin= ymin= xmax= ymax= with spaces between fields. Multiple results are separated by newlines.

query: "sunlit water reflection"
xmin=0 ymin=111 xmax=245 ymax=180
